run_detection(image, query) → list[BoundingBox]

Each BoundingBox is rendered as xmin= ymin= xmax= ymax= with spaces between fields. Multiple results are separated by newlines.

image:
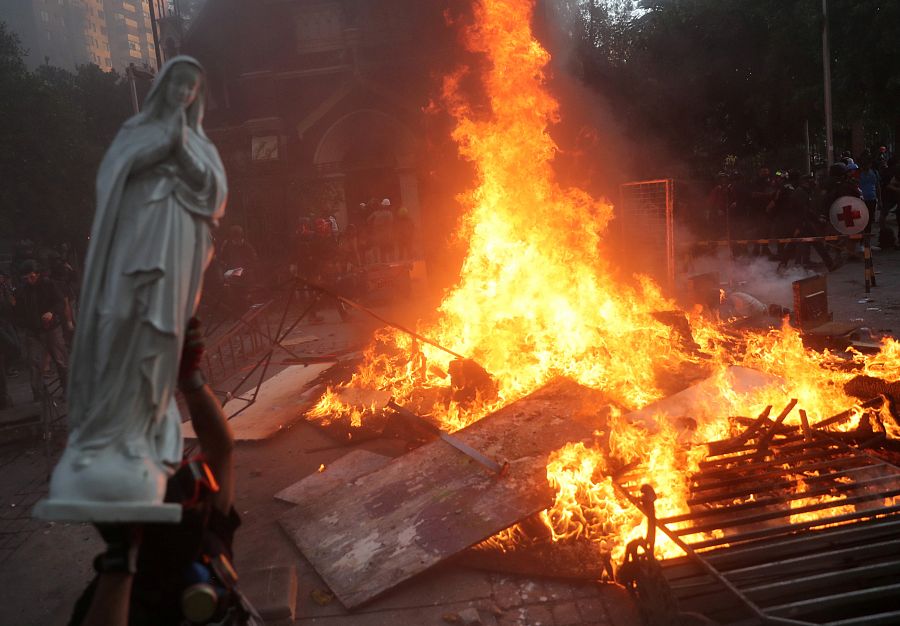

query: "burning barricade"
xmin=278 ymin=0 xmax=900 ymax=623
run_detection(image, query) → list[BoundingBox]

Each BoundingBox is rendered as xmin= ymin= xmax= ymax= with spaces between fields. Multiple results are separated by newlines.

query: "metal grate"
xmin=618 ymin=399 xmax=900 ymax=625
xmin=618 ymin=179 xmax=675 ymax=287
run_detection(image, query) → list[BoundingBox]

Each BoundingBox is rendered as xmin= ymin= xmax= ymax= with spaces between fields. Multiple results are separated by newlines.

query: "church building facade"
xmin=181 ymin=0 xmax=455 ymax=253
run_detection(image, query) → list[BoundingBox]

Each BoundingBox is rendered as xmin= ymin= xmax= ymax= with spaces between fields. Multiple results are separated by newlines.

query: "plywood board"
xmin=182 ymin=363 xmax=335 ymax=441
xmin=281 ymin=334 xmax=318 ymax=348
xmin=279 ymin=379 xmax=608 ymax=609
xmin=627 ymin=365 xmax=780 ymax=431
xmin=274 ymin=449 xmax=393 ymax=505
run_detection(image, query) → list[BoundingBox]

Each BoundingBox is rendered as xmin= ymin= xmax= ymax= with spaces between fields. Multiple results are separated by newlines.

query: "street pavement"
xmin=0 ymin=250 xmax=898 ymax=625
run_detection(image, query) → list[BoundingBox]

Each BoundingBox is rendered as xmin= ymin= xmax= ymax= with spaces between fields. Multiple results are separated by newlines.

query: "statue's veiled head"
xmin=128 ymin=56 xmax=208 ymax=136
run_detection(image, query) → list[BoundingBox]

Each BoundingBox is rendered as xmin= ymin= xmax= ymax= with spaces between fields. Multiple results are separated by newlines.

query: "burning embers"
xmin=304 ymin=0 xmax=900 ymax=579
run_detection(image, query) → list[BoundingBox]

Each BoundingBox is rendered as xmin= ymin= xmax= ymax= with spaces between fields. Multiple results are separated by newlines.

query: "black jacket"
xmin=14 ymin=278 xmax=66 ymax=333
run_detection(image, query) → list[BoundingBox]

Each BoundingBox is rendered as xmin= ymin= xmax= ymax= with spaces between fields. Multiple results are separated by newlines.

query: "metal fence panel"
xmin=618 ymin=179 xmax=675 ymax=287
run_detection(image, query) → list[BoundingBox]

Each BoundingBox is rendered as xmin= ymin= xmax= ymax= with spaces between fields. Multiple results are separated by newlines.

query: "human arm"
xmin=179 ymin=318 xmax=234 ymax=513
xmin=81 ymin=573 xmax=133 ymax=626
xmin=62 ymin=296 xmax=75 ymax=331
xmin=80 ymin=525 xmax=142 ymax=626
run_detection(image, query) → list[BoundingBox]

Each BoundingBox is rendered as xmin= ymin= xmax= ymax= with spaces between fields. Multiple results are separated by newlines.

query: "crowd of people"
xmin=292 ymin=197 xmax=416 ymax=275
xmin=700 ymin=146 xmax=900 ymax=270
xmin=0 ymin=198 xmax=418 ymax=405
xmin=287 ymin=197 xmax=415 ymax=322
xmin=196 ymin=197 xmax=417 ymax=323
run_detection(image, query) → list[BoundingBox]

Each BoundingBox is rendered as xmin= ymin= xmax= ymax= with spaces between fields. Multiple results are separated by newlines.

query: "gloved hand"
xmin=93 ymin=524 xmax=142 ymax=575
xmin=178 ymin=317 xmax=206 ymax=392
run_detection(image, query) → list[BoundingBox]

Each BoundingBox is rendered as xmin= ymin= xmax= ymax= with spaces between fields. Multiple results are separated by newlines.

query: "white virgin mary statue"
xmin=35 ymin=56 xmax=227 ymax=522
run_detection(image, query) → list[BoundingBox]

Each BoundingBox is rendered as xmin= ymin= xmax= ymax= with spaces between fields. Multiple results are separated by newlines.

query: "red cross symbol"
xmin=839 ymin=204 xmax=861 ymax=228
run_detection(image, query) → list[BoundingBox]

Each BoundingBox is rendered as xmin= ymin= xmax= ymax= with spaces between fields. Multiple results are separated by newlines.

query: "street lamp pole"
xmin=147 ymin=0 xmax=163 ymax=69
xmin=822 ymin=0 xmax=834 ymax=166
xmin=127 ymin=64 xmax=140 ymax=115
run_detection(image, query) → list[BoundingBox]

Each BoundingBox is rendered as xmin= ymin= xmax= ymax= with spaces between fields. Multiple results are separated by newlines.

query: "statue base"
xmin=33 ymin=444 xmax=182 ymax=523
xmin=33 ymin=499 xmax=181 ymax=522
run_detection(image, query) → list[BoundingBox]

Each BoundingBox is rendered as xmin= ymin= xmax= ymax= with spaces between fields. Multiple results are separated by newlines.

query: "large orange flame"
xmin=310 ymin=0 xmax=900 ymax=561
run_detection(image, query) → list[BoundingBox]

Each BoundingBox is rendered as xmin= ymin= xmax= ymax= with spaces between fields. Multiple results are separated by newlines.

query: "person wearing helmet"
xmin=778 ymin=173 xmax=838 ymax=271
xmin=367 ymin=198 xmax=395 ymax=263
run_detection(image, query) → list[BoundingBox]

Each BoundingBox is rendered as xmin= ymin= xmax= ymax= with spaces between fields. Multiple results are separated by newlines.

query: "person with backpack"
xmin=68 ymin=319 xmax=261 ymax=626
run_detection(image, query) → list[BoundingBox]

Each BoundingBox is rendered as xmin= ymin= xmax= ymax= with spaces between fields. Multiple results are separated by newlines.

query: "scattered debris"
xmin=310 ymin=589 xmax=334 ymax=606
xmin=457 ymin=607 xmax=484 ymax=625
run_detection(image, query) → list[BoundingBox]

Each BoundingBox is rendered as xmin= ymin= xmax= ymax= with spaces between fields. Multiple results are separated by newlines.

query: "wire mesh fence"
xmin=618 ymin=179 xmax=675 ymax=287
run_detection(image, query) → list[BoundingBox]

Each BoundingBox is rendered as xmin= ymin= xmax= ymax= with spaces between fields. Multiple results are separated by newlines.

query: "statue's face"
xmin=164 ymin=64 xmax=201 ymax=111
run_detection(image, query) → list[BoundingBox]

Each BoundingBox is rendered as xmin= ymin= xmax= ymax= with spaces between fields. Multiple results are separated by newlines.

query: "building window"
xmin=125 ymin=17 xmax=138 ymax=28
xmin=45 ymin=30 xmax=51 ymax=40
xmin=40 ymin=10 xmax=49 ymax=22
xmin=122 ymin=2 xmax=136 ymax=12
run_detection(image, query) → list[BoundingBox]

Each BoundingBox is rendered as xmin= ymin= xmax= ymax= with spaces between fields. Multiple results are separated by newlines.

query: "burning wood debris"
xmin=280 ymin=0 xmax=900 ymax=621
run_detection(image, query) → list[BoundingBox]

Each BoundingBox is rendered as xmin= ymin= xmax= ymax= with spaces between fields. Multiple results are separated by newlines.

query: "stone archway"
xmin=313 ymin=109 xmax=420 ymax=228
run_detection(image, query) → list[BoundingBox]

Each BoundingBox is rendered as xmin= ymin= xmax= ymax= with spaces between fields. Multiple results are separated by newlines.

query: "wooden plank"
xmin=281 ymin=334 xmax=318 ymax=348
xmin=627 ymin=365 xmax=779 ymax=430
xmin=274 ymin=449 xmax=393 ymax=505
xmin=278 ymin=379 xmax=608 ymax=609
xmin=182 ymin=363 xmax=335 ymax=441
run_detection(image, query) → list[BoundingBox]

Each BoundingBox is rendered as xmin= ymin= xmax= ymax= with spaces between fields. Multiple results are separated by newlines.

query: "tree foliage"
xmin=549 ymin=0 xmax=900 ymax=175
xmin=0 ymin=22 xmax=132 ymax=246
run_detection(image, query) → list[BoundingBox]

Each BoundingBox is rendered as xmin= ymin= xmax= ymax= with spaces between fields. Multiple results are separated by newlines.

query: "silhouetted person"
xmin=779 ymin=173 xmax=837 ymax=271
xmin=367 ymin=198 xmax=395 ymax=263
xmin=14 ymin=260 xmax=69 ymax=398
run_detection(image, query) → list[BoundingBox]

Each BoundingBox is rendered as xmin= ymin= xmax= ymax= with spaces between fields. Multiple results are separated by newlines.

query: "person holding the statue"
xmin=70 ymin=318 xmax=260 ymax=626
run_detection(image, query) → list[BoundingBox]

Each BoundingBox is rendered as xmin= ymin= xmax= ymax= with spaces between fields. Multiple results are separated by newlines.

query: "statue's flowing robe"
xmin=67 ymin=77 xmax=226 ymax=469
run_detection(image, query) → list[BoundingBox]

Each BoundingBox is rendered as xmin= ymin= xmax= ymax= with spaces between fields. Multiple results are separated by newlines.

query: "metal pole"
xmin=127 ymin=64 xmax=140 ymax=114
xmin=804 ymin=119 xmax=811 ymax=175
xmin=822 ymin=0 xmax=834 ymax=166
xmin=146 ymin=0 xmax=163 ymax=69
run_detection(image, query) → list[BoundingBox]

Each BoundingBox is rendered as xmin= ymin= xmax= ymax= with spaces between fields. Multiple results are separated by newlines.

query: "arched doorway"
xmin=313 ymin=109 xmax=420 ymax=228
